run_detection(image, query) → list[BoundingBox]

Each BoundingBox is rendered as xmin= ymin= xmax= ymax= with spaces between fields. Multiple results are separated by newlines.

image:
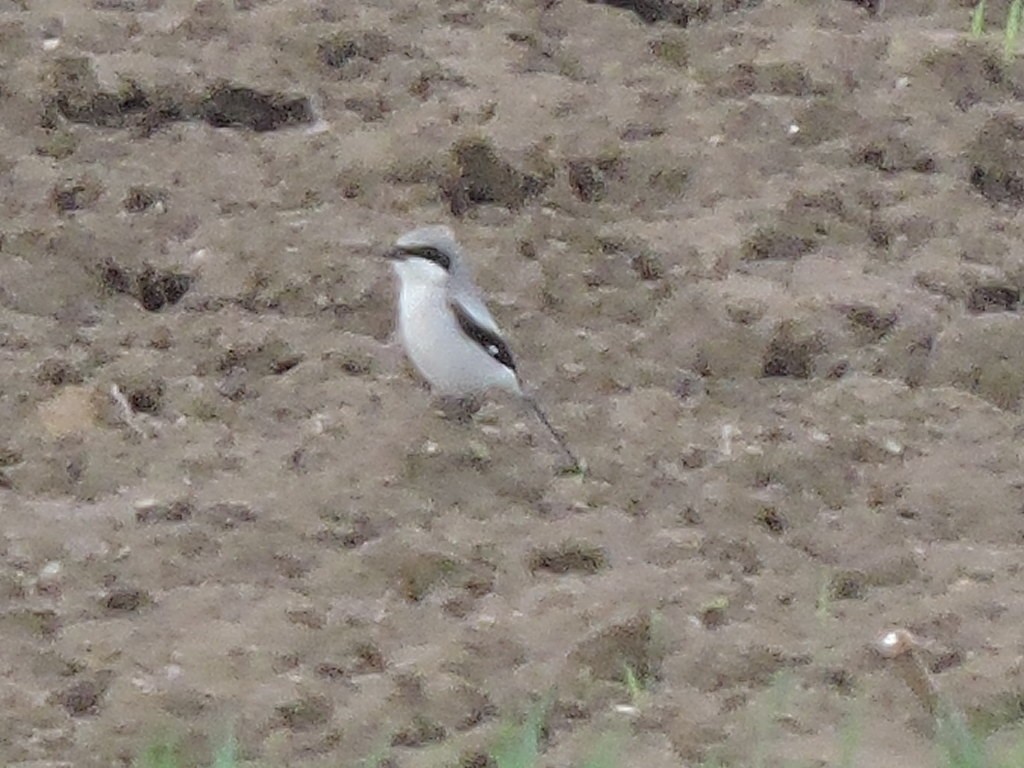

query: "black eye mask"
xmin=400 ymin=245 xmax=451 ymax=271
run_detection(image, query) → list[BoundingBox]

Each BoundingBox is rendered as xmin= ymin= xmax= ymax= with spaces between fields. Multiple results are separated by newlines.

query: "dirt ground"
xmin=2 ymin=0 xmax=1024 ymax=765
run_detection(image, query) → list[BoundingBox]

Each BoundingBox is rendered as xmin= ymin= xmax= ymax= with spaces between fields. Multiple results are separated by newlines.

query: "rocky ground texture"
xmin=2 ymin=0 xmax=1024 ymax=765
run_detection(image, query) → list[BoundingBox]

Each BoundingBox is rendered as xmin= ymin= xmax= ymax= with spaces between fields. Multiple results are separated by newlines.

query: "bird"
xmin=384 ymin=225 xmax=580 ymax=469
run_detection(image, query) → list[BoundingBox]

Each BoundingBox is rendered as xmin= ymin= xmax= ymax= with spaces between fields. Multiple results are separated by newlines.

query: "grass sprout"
xmin=137 ymin=742 xmax=181 ymax=768
xmin=1006 ymin=0 xmax=1023 ymax=60
xmin=815 ymin=573 xmax=834 ymax=624
xmin=134 ymin=686 xmax=1024 ymax=768
xmin=136 ymin=732 xmax=238 ymax=768
xmin=360 ymin=734 xmax=395 ymax=768
xmin=838 ymin=705 xmax=863 ymax=768
xmin=622 ymin=663 xmax=645 ymax=707
xmin=937 ymin=708 xmax=986 ymax=768
xmin=210 ymin=732 xmax=238 ymax=768
xmin=971 ymin=0 xmax=1024 ymax=60
xmin=492 ymin=702 xmax=548 ymax=768
xmin=972 ymin=0 xmax=986 ymax=38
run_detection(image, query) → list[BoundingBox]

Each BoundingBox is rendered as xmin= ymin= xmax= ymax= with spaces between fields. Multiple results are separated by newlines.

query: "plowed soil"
xmin=2 ymin=1 xmax=1024 ymax=766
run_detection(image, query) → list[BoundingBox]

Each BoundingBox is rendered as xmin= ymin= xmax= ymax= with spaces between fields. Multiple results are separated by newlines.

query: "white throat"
xmin=391 ymin=256 xmax=449 ymax=289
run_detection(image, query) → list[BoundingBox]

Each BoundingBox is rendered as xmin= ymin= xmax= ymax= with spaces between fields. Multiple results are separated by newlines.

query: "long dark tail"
xmin=524 ymin=395 xmax=582 ymax=471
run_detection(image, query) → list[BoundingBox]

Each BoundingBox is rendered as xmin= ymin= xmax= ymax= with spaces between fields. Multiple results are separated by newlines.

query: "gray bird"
xmin=385 ymin=225 xmax=579 ymax=469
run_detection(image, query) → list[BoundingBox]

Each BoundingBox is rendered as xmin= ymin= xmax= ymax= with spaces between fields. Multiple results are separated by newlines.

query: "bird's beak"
xmin=384 ymin=247 xmax=405 ymax=261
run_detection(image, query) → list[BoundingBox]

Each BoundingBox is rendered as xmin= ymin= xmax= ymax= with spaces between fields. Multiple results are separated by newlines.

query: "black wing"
xmin=450 ymin=299 xmax=517 ymax=372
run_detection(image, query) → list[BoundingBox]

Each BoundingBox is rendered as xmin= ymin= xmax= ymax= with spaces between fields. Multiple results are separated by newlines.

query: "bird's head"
xmin=385 ymin=226 xmax=460 ymax=287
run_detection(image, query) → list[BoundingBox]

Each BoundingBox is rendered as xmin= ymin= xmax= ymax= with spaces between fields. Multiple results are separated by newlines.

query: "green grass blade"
xmin=1005 ymin=0 xmax=1022 ymax=60
xmin=623 ymin=663 xmax=643 ymax=705
xmin=938 ymin=711 xmax=986 ymax=768
xmin=972 ymin=0 xmax=986 ymax=38
xmin=492 ymin=704 xmax=546 ymax=768
xmin=837 ymin=709 xmax=861 ymax=768
xmin=136 ymin=742 xmax=180 ymax=768
xmin=211 ymin=732 xmax=238 ymax=768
